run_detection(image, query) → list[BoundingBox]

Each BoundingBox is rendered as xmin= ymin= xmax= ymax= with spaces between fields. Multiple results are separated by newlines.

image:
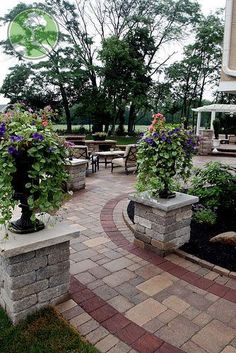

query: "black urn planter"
xmin=159 ymin=189 xmax=176 ymax=199
xmin=9 ymin=153 xmax=45 ymax=234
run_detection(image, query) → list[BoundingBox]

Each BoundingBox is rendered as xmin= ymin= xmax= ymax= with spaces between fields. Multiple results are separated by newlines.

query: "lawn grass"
xmin=53 ymin=124 xmax=148 ymax=132
xmin=85 ymin=134 xmax=137 ymax=145
xmin=0 ymin=306 xmax=100 ymax=353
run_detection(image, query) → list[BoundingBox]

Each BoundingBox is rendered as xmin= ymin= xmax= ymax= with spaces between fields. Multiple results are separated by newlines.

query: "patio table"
xmin=94 ymin=150 xmax=125 ymax=169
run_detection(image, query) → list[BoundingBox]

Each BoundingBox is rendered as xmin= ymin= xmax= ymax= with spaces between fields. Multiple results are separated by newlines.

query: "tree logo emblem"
xmin=8 ymin=8 xmax=59 ymax=60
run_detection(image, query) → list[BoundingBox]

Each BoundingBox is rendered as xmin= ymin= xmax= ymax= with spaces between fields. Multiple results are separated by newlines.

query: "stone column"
xmin=0 ymin=216 xmax=80 ymax=324
xmin=65 ymin=159 xmax=88 ymax=191
xmin=198 ymin=129 xmax=214 ymax=155
xmin=129 ymin=192 xmax=198 ymax=256
xmin=196 ymin=111 xmax=202 ymax=135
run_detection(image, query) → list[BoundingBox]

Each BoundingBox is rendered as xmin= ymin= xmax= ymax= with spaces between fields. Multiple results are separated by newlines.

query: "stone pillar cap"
xmin=65 ymin=158 xmax=88 ymax=166
xmin=0 ymin=213 xmax=82 ymax=258
xmin=129 ymin=192 xmax=199 ymax=212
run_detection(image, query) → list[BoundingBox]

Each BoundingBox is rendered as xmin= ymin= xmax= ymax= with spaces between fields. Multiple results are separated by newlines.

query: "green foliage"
xmin=0 ymin=0 xmax=203 ymax=133
xmin=136 ymin=113 xmax=196 ymax=196
xmin=165 ymin=11 xmax=224 ymax=121
xmin=0 ymin=306 xmax=100 ymax=353
xmin=190 ymin=162 xmax=236 ymax=210
xmin=0 ymin=104 xmax=69 ymax=228
xmin=193 ymin=209 xmax=217 ymax=225
xmin=190 ymin=162 xmax=236 ymax=224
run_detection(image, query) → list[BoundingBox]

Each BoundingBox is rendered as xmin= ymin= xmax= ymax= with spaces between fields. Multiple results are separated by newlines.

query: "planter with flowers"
xmin=0 ymin=104 xmax=82 ymax=325
xmin=0 ymin=104 xmax=69 ymax=234
xmin=92 ymin=132 xmax=107 ymax=141
xmin=129 ymin=113 xmax=198 ymax=255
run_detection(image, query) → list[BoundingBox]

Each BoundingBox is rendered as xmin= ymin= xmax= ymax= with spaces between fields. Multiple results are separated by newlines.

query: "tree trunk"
xmin=59 ymin=83 xmax=72 ymax=133
xmin=128 ymin=103 xmax=136 ymax=134
xmin=117 ymin=107 xmax=125 ymax=135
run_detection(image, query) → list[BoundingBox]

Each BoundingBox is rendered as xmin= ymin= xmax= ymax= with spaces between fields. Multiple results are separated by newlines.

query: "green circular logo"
xmin=8 ymin=8 xmax=59 ymax=60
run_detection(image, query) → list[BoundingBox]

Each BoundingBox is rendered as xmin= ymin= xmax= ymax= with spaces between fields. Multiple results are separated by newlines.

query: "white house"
xmin=219 ymin=0 xmax=236 ymax=94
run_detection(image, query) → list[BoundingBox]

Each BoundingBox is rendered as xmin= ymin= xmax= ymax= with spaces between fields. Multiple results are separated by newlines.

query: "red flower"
xmin=42 ymin=120 xmax=48 ymax=127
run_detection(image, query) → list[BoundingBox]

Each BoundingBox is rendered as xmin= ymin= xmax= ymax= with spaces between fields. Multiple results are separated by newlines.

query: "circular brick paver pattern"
xmin=56 ymin=158 xmax=236 ymax=353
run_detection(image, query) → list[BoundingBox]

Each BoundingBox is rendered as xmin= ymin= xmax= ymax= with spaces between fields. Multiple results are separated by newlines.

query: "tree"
xmin=0 ymin=0 xmax=206 ymax=132
xmin=166 ymin=12 xmax=224 ymax=126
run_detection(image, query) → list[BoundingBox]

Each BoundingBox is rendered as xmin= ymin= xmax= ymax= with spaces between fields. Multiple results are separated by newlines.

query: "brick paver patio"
xmin=57 ymin=156 xmax=236 ymax=353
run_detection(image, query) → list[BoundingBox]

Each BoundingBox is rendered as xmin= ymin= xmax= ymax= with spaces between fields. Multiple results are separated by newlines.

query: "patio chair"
xmin=70 ymin=145 xmax=97 ymax=173
xmin=111 ymin=144 xmax=137 ymax=174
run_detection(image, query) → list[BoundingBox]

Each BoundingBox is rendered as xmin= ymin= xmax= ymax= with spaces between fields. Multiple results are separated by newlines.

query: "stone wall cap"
xmin=0 ymin=213 xmax=81 ymax=258
xmin=129 ymin=192 xmax=199 ymax=212
xmin=65 ymin=158 xmax=88 ymax=166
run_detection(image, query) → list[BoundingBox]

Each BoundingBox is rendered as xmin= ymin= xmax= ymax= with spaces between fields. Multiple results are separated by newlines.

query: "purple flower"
xmin=10 ymin=135 xmax=23 ymax=142
xmin=0 ymin=122 xmax=6 ymax=136
xmin=173 ymin=128 xmax=180 ymax=133
xmin=161 ymin=135 xmax=167 ymax=141
xmin=8 ymin=146 xmax=17 ymax=156
xmin=32 ymin=132 xmax=44 ymax=141
xmin=139 ymin=132 xmax=144 ymax=139
xmin=144 ymin=137 xmax=156 ymax=147
xmin=187 ymin=138 xmax=193 ymax=146
xmin=152 ymin=132 xmax=159 ymax=138
xmin=47 ymin=147 xmax=55 ymax=153
xmin=64 ymin=141 xmax=75 ymax=147
xmin=167 ymin=139 xmax=171 ymax=144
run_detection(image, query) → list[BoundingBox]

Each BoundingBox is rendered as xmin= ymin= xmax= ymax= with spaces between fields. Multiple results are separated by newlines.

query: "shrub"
xmin=189 ymin=162 xmax=236 ymax=224
xmin=136 ymin=113 xmax=196 ymax=197
xmin=193 ymin=209 xmax=217 ymax=225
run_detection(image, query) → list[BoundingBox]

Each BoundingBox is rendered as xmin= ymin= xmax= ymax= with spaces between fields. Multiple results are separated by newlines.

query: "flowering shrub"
xmin=136 ymin=113 xmax=196 ymax=198
xmin=0 ymin=104 xmax=69 ymax=227
xmin=92 ymin=132 xmax=107 ymax=137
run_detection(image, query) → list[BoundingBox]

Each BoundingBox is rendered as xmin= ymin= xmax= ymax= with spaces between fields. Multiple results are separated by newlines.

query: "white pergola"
xmin=192 ymin=104 xmax=236 ymax=135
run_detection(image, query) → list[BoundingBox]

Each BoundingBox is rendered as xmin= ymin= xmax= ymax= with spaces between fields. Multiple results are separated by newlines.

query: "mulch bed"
xmin=127 ymin=201 xmax=236 ymax=272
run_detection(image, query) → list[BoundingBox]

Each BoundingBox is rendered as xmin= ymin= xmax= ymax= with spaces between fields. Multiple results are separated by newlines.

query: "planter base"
xmin=158 ymin=190 xmax=176 ymax=199
xmin=0 ymin=213 xmax=80 ymax=324
xmin=129 ymin=192 xmax=198 ymax=256
xmin=9 ymin=218 xmax=45 ymax=234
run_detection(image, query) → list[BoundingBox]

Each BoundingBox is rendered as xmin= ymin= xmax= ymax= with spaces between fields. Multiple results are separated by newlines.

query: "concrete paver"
xmin=56 ymin=157 xmax=236 ymax=353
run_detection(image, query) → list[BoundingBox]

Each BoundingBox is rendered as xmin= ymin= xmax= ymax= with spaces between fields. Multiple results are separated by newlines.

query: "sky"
xmin=0 ymin=0 xmax=227 ymax=104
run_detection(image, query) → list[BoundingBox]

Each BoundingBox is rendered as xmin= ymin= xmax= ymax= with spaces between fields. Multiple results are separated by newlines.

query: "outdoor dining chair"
xmin=111 ymin=144 xmax=137 ymax=174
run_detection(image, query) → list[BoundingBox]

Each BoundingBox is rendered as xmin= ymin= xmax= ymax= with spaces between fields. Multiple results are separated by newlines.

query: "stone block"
xmin=135 ymin=216 xmax=152 ymax=229
xmin=50 ymin=293 xmax=70 ymax=306
xmin=36 ymin=260 xmax=70 ymax=280
xmin=136 ymin=224 xmax=146 ymax=234
xmin=134 ymin=231 xmax=151 ymax=244
xmin=2 ymin=290 xmax=37 ymax=313
xmin=4 ymin=271 xmax=36 ymax=290
xmin=5 ymin=280 xmax=48 ymax=301
xmin=176 ymin=209 xmax=192 ymax=221
xmin=6 ymin=256 xmax=47 ymax=277
xmin=5 ymin=251 xmax=35 ymax=265
xmin=48 ymin=248 xmax=70 ymax=265
xmin=49 ymin=272 xmax=70 ymax=287
xmin=10 ymin=306 xmax=39 ymax=324
xmin=36 ymin=241 xmax=69 ymax=257
xmin=38 ymin=283 xmax=68 ymax=303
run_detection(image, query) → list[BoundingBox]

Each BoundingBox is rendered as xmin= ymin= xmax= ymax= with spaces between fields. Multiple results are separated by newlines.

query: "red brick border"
xmin=100 ymin=196 xmax=236 ymax=304
xmin=69 ymin=276 xmax=184 ymax=353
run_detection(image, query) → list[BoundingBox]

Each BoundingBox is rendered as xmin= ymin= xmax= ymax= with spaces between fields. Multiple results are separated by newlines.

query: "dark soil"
xmin=127 ymin=201 xmax=236 ymax=272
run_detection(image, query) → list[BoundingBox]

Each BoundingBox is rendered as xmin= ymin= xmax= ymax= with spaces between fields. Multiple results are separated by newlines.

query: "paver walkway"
xmin=57 ymin=156 xmax=236 ymax=353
